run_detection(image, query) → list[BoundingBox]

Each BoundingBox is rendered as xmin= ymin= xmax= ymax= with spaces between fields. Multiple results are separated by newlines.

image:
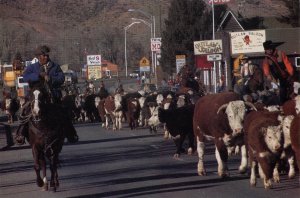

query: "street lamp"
xmin=129 ymin=9 xmax=157 ymax=82
xmin=124 ymin=21 xmax=140 ymax=78
xmin=131 ymin=18 xmax=152 ymax=36
xmin=128 ymin=9 xmax=155 ymax=37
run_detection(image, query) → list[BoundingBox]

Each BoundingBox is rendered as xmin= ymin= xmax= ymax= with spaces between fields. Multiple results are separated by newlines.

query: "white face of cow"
xmin=281 ymin=115 xmax=294 ymax=147
xmin=139 ymin=97 xmax=146 ymax=108
xmin=294 ymin=95 xmax=300 ymax=114
xmin=95 ymin=96 xmax=101 ymax=108
xmin=263 ymin=125 xmax=282 ymax=153
xmin=148 ymin=106 xmax=160 ymax=127
xmin=293 ymin=82 xmax=300 ymax=95
xmin=75 ymin=94 xmax=84 ymax=108
xmin=19 ymin=97 xmax=26 ymax=109
xmin=177 ymin=95 xmax=185 ymax=107
xmin=114 ymin=94 xmax=122 ymax=110
xmin=225 ymin=101 xmax=246 ymax=135
xmin=32 ymin=90 xmax=40 ymax=116
xmin=156 ymin=94 xmax=164 ymax=105
xmin=5 ymin=98 xmax=11 ymax=109
xmin=264 ymin=105 xmax=280 ymax=112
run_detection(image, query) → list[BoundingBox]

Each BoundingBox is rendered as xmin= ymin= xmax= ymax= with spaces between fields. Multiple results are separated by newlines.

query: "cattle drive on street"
xmin=1 ymin=46 xmax=300 ymax=194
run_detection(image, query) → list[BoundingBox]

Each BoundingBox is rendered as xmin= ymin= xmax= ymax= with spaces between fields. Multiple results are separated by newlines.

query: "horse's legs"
xmin=50 ymin=155 xmax=59 ymax=192
xmin=32 ymin=146 xmax=43 ymax=187
xmin=40 ymin=157 xmax=48 ymax=191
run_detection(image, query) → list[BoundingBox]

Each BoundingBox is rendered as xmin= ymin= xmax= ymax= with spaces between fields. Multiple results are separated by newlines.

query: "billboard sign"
xmin=194 ymin=40 xmax=223 ymax=55
xmin=230 ymin=30 xmax=266 ymax=54
xmin=87 ymin=66 xmax=102 ymax=80
xmin=87 ymin=55 xmax=101 ymax=66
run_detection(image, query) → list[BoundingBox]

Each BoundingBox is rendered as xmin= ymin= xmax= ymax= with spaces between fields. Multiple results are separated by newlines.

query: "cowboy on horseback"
xmin=15 ymin=45 xmax=78 ymax=145
xmin=240 ymin=56 xmax=254 ymax=86
xmin=262 ymin=40 xmax=294 ymax=104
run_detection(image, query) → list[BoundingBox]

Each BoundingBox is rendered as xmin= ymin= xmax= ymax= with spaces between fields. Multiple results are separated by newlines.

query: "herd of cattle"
xmin=1 ymin=86 xmax=300 ymax=189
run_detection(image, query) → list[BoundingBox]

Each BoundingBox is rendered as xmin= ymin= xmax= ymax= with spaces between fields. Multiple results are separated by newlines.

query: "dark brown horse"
xmin=234 ymin=64 xmax=264 ymax=99
xmin=27 ymin=85 xmax=76 ymax=191
xmin=244 ymin=64 xmax=264 ymax=94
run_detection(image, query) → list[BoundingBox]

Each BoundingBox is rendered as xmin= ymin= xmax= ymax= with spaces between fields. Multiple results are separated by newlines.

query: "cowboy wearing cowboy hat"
xmin=262 ymin=40 xmax=294 ymax=104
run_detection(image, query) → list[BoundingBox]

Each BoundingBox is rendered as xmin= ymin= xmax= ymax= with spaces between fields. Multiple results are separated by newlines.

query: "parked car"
xmin=64 ymin=70 xmax=78 ymax=84
xmin=129 ymin=70 xmax=140 ymax=78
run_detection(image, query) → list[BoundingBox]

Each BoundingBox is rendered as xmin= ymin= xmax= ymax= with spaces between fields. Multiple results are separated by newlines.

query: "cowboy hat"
xmin=240 ymin=56 xmax=249 ymax=60
xmin=35 ymin=45 xmax=50 ymax=56
xmin=263 ymin=40 xmax=285 ymax=50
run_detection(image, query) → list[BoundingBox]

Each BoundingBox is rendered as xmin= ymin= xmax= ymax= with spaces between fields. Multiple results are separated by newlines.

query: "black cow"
xmin=158 ymin=104 xmax=195 ymax=158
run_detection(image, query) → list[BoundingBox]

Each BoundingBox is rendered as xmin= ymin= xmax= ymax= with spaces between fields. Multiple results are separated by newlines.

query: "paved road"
xmin=0 ymin=122 xmax=299 ymax=198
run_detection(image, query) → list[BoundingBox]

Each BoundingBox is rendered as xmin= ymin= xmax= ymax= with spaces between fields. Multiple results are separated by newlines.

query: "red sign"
xmin=195 ymin=55 xmax=213 ymax=69
xmin=208 ymin=0 xmax=232 ymax=4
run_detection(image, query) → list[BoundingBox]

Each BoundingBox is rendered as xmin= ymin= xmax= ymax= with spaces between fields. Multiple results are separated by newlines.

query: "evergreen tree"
xmin=160 ymin=0 xmax=211 ymax=74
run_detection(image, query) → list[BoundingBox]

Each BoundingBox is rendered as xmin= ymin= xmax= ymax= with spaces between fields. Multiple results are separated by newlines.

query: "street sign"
xmin=151 ymin=38 xmax=162 ymax=52
xmin=87 ymin=55 xmax=101 ymax=66
xmin=176 ymin=55 xmax=186 ymax=73
xmin=139 ymin=57 xmax=150 ymax=66
xmin=207 ymin=54 xmax=222 ymax=61
xmin=140 ymin=57 xmax=151 ymax=72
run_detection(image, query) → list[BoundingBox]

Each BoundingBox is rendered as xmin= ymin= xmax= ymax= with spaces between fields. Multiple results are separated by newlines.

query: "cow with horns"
xmin=193 ymin=92 xmax=256 ymax=177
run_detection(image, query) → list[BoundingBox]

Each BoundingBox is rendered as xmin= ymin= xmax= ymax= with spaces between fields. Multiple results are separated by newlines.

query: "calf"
xmin=126 ymin=98 xmax=140 ymax=130
xmin=244 ymin=111 xmax=283 ymax=189
xmin=158 ymin=105 xmax=195 ymax=158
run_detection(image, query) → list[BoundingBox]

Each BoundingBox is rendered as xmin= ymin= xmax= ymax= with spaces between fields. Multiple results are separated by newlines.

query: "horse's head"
xmin=30 ymin=87 xmax=50 ymax=121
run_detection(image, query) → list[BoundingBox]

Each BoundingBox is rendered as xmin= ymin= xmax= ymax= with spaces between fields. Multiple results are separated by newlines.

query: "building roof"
xmin=217 ymin=10 xmax=244 ymax=32
xmin=101 ymin=60 xmax=118 ymax=71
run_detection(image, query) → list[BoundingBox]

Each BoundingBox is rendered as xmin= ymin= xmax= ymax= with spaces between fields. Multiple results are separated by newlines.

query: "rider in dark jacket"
xmin=15 ymin=45 xmax=78 ymax=144
xmin=23 ymin=47 xmax=64 ymax=103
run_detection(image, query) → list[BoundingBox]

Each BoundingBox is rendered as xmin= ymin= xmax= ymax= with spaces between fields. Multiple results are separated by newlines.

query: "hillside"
xmin=0 ymin=0 xmax=297 ymax=71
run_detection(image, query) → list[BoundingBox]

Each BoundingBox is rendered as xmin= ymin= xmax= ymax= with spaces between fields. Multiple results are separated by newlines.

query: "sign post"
xmin=151 ymin=38 xmax=161 ymax=86
xmin=176 ymin=55 xmax=186 ymax=73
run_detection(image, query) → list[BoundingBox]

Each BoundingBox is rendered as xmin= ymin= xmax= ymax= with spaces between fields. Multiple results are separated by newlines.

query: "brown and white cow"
xmin=104 ymin=94 xmax=123 ymax=130
xmin=193 ymin=92 xmax=256 ymax=177
xmin=282 ymin=95 xmax=300 ymax=116
xmin=244 ymin=111 xmax=283 ymax=189
xmin=1 ymin=96 xmax=20 ymax=124
xmin=290 ymin=114 xmax=300 ymax=179
xmin=95 ymin=96 xmax=106 ymax=127
xmin=126 ymin=98 xmax=140 ymax=130
xmin=275 ymin=115 xmax=296 ymax=179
